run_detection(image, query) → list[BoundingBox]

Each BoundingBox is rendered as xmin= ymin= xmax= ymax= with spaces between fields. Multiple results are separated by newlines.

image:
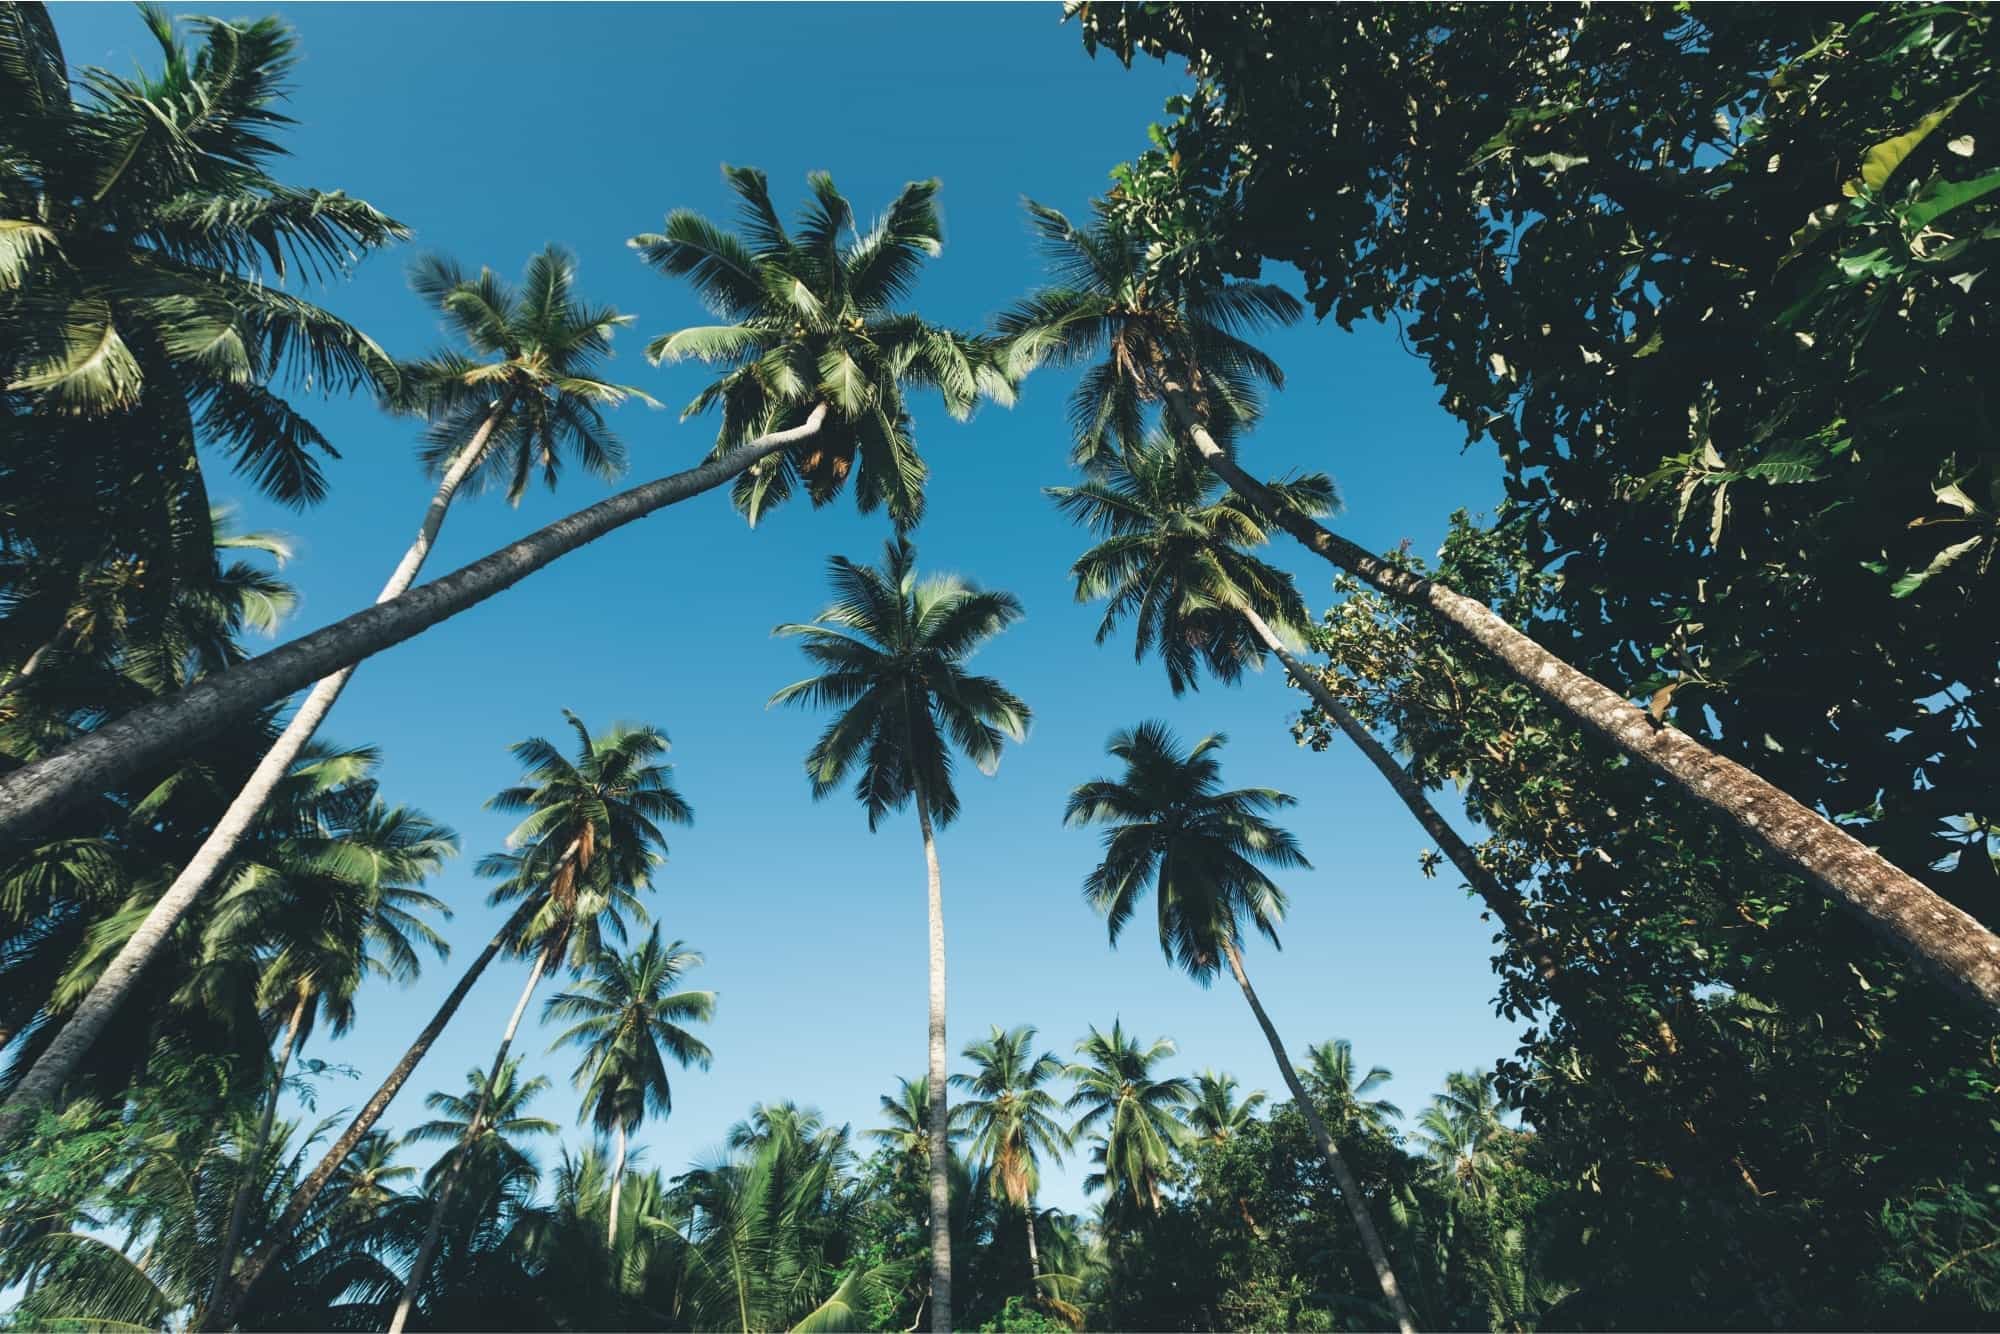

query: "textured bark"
xmin=0 ymin=407 xmax=512 ymax=1142
xmin=207 ymin=989 xmax=308 ymax=1319
xmin=1166 ymin=387 xmax=2000 ymax=1014
xmin=1024 ymin=1201 xmax=1040 ymax=1287
xmin=0 ymin=407 xmax=830 ymax=850
xmin=200 ymin=902 xmax=531 ymax=1331
xmin=389 ymin=944 xmax=550 ymax=1334
xmin=1222 ymin=939 xmax=1418 ymax=1333
xmin=916 ymin=792 xmax=953 ymax=1334
xmin=607 ymin=1122 xmax=628 ymax=1248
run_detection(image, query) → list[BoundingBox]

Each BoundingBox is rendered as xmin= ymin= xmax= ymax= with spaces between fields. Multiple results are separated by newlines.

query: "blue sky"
xmin=53 ymin=2 xmax=1515 ymax=1214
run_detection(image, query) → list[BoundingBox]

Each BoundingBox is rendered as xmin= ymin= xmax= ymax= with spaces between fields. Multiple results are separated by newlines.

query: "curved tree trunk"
xmin=206 ymin=989 xmax=309 ymax=1320
xmin=606 ymin=1122 xmax=628 ymax=1249
xmin=388 ymin=942 xmax=551 ymax=1334
xmin=0 ymin=407 xmax=829 ymax=847
xmin=1164 ymin=385 xmax=2000 ymax=1014
xmin=200 ymin=901 xmax=532 ymax=1331
xmin=1221 ymin=939 xmax=1418 ymax=1334
xmin=0 ymin=407 xmax=505 ymax=1140
xmin=915 ymin=788 xmax=953 ymax=1334
xmin=0 ymin=408 xmax=828 ymax=1145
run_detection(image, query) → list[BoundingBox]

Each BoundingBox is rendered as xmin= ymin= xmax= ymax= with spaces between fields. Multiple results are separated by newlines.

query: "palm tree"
xmin=544 ymin=927 xmax=715 ymax=1245
xmin=951 ymin=1024 xmax=1070 ymax=1289
xmin=1063 ymin=1021 xmax=1191 ymax=1216
xmin=204 ymin=799 xmax=455 ymax=1311
xmin=0 ymin=170 xmax=1009 ymax=975
xmin=1065 ymin=724 xmax=1418 ymax=1331
xmin=0 ymin=250 xmax=655 ymax=1151
xmin=1414 ymin=1071 xmax=1509 ymax=1204
xmin=329 ymin=1131 xmax=415 ymax=1222
xmin=1000 ymin=198 xmax=2000 ymax=1015
xmin=405 ymin=1059 xmax=560 ymax=1193
xmin=1305 ymin=1039 xmax=1405 ymax=1140
xmin=1187 ymin=1070 xmax=1267 ymax=1146
xmin=868 ymin=1075 xmax=942 ymax=1178
xmin=769 ymin=537 xmax=1031 ymax=1333
xmin=388 ymin=712 xmax=689 ymax=1331
xmin=211 ymin=712 xmax=688 ymax=1328
xmin=633 ymin=164 xmax=1008 ymax=532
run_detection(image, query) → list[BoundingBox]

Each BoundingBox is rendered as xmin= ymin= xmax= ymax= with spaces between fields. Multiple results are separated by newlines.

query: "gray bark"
xmin=1221 ymin=939 xmax=1418 ymax=1334
xmin=388 ymin=943 xmax=550 ymax=1334
xmin=0 ymin=407 xmax=829 ymax=847
xmin=607 ymin=1122 xmax=627 ymax=1249
xmin=200 ymin=901 xmax=533 ymax=1331
xmin=0 ymin=408 xmax=829 ymax=1145
xmin=916 ymin=792 xmax=953 ymax=1334
xmin=1166 ymin=385 xmax=2000 ymax=1014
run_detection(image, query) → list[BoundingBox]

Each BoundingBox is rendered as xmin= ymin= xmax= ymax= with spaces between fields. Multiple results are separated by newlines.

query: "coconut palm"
xmin=1306 ymin=1039 xmax=1405 ymax=1140
xmin=1000 ymin=197 xmax=2000 ymax=1016
xmin=544 ymin=927 xmax=715 ymax=1245
xmin=770 ymin=536 xmax=1031 ymax=1333
xmin=951 ymin=1024 xmax=1070 ymax=1288
xmin=329 ymin=1131 xmax=415 ymax=1223
xmin=404 ymin=1059 xmax=560 ymax=1193
xmin=1 ymin=248 xmax=657 ymax=1157
xmin=1187 ymin=1070 xmax=1267 ymax=1146
xmin=633 ymin=165 xmax=1008 ymax=531
xmin=213 ymin=712 xmax=687 ymax=1327
xmin=1065 ymin=724 xmax=1417 ymax=1331
xmin=1050 ymin=434 xmax=1579 ymax=1000
xmin=869 ymin=1075 xmax=943 ymax=1178
xmin=204 ymin=799 xmax=455 ymax=1311
xmin=1063 ymin=1022 xmax=1191 ymax=1216
xmin=1414 ymin=1071 xmax=1508 ymax=1204
xmin=387 ymin=712 xmax=689 ymax=1330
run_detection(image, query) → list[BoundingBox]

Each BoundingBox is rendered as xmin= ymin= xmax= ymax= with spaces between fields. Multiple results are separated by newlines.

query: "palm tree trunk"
xmin=0 ymin=405 xmax=830 ymax=849
xmin=914 ymin=788 xmax=953 ymax=1334
xmin=1220 ymin=937 xmax=1418 ymax=1333
xmin=200 ymin=900 xmax=533 ymax=1332
xmin=607 ymin=1122 xmax=627 ymax=1249
xmin=389 ymin=941 xmax=552 ymax=1334
xmin=0 ymin=405 xmax=509 ymax=1143
xmin=0 ymin=626 xmax=70 ymax=705
xmin=1024 ymin=1199 xmax=1041 ymax=1289
xmin=207 ymin=989 xmax=308 ymax=1319
xmin=1163 ymin=385 xmax=2000 ymax=1014
xmin=1236 ymin=607 xmax=1567 ymax=992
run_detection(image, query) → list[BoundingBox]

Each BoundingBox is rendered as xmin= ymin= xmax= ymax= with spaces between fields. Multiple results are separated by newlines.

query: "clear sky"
xmin=51 ymin=2 xmax=1515 ymax=1215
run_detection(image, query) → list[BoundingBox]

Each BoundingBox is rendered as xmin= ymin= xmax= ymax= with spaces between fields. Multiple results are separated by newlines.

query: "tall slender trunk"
xmin=1023 ymin=1198 xmax=1040 ymax=1289
xmin=388 ymin=942 xmax=551 ymax=1334
xmin=914 ymin=783 xmax=953 ymax=1334
xmin=606 ymin=1122 xmax=628 ymax=1249
xmin=1220 ymin=938 xmax=1418 ymax=1334
xmin=1237 ymin=607 xmax=1565 ymax=991
xmin=1163 ymin=385 xmax=2000 ymax=1014
xmin=206 ymin=990 xmax=308 ymax=1319
xmin=0 ymin=407 xmax=506 ymax=1142
xmin=0 ymin=406 xmax=830 ymax=848
xmin=201 ymin=901 xmax=533 ymax=1331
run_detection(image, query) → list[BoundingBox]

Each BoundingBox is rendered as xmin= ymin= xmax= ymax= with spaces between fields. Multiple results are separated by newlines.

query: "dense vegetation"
xmin=4 ymin=2 xmax=1999 ymax=1329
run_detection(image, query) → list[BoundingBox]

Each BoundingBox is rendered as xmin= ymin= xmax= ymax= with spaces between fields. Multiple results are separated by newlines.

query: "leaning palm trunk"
xmin=606 ymin=1122 xmax=627 ymax=1248
xmin=0 ymin=406 xmax=829 ymax=1144
xmin=201 ymin=900 xmax=536 ymax=1331
xmin=388 ymin=941 xmax=553 ymax=1334
xmin=1024 ymin=1201 xmax=1040 ymax=1287
xmin=206 ymin=988 xmax=309 ymax=1319
xmin=1219 ymin=938 xmax=1418 ymax=1334
xmin=914 ymin=783 xmax=953 ymax=1334
xmin=1163 ymin=384 xmax=2000 ymax=1014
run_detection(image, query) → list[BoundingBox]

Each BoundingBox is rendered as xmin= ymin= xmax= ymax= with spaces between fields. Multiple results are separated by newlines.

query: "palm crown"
xmin=1065 ymin=722 xmax=1308 ymax=980
xmin=399 ymin=245 xmax=656 ymax=505
xmin=1 ymin=7 xmax=402 ymax=506
xmin=480 ymin=712 xmax=692 ymax=969
xmin=543 ymin=926 xmax=715 ymax=1138
xmin=407 ymin=1057 xmax=558 ymax=1190
xmin=633 ymin=166 xmax=1010 ymax=530
xmin=1305 ymin=1039 xmax=1404 ymax=1137
xmin=950 ymin=1024 xmax=1069 ymax=1208
xmin=770 ymin=537 xmax=1030 ymax=830
xmin=1187 ymin=1070 xmax=1267 ymax=1145
xmin=1064 ymin=1021 xmax=1191 ymax=1213
xmin=1049 ymin=433 xmax=1335 ymax=693
xmin=994 ymin=200 xmax=1301 ymax=468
